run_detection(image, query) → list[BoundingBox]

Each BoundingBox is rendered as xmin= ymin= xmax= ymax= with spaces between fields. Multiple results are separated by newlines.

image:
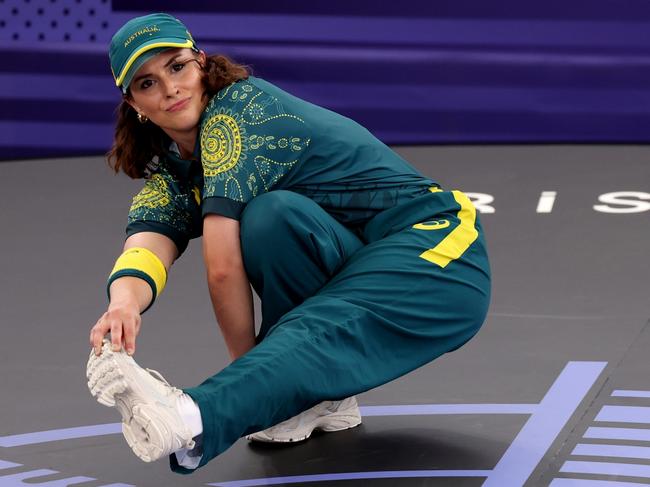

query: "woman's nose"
xmin=160 ymin=77 xmax=179 ymax=96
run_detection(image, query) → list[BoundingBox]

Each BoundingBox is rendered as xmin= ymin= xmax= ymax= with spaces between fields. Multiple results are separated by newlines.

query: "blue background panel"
xmin=1 ymin=0 xmax=650 ymax=159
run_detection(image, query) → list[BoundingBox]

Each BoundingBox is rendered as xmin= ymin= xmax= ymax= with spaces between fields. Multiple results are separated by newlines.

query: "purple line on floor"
xmin=0 ymin=461 xmax=21 ymax=470
xmin=359 ymin=404 xmax=537 ymax=416
xmin=561 ymin=460 xmax=650 ymax=478
xmin=0 ymin=469 xmax=95 ymax=485
xmin=572 ymin=443 xmax=650 ymax=460
xmin=612 ymin=390 xmax=650 ymax=398
xmin=550 ymin=479 xmax=650 ymax=486
xmin=208 ymin=470 xmax=492 ymax=487
xmin=483 ymin=361 xmax=607 ymax=487
xmin=0 ymin=423 xmax=121 ymax=447
xmin=0 ymin=405 xmax=535 ymax=448
xmin=584 ymin=427 xmax=650 ymax=442
xmin=595 ymin=406 xmax=650 ymax=424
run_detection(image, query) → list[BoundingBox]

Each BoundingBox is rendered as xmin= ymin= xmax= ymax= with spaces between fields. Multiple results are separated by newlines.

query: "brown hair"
xmin=106 ymin=53 xmax=250 ymax=179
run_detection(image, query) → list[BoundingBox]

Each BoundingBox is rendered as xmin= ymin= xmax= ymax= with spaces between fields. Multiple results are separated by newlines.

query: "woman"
xmin=86 ymin=13 xmax=491 ymax=475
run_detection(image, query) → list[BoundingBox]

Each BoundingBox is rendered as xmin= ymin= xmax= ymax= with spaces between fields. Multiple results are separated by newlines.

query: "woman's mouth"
xmin=167 ymin=98 xmax=190 ymax=112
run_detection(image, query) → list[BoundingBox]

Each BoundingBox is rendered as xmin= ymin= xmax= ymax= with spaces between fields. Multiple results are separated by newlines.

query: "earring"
xmin=137 ymin=113 xmax=149 ymax=124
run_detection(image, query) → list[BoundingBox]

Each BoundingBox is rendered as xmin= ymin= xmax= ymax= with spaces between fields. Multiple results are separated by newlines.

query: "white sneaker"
xmin=246 ymin=396 xmax=362 ymax=443
xmin=86 ymin=338 xmax=196 ymax=462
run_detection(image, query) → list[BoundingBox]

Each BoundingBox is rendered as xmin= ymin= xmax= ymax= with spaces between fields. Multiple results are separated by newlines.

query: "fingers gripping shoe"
xmin=86 ymin=338 xmax=196 ymax=462
xmin=246 ymin=396 xmax=362 ymax=443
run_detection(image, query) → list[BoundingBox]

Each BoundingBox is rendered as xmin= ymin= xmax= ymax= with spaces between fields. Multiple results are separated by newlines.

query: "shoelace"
xmin=145 ymin=368 xmax=183 ymax=395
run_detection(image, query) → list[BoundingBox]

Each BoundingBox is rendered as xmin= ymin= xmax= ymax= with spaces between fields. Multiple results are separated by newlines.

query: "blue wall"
xmin=2 ymin=0 xmax=650 ymax=159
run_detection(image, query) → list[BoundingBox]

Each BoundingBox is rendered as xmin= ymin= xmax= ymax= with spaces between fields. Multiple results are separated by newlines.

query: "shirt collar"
xmin=163 ymin=137 xmax=201 ymax=182
xmin=169 ymin=141 xmax=181 ymax=157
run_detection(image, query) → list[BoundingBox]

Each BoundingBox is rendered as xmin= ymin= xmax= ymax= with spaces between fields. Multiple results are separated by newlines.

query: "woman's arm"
xmin=202 ymin=214 xmax=256 ymax=361
xmin=90 ymin=232 xmax=178 ymax=356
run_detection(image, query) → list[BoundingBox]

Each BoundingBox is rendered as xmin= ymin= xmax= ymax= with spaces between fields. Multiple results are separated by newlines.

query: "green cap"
xmin=109 ymin=13 xmax=198 ymax=93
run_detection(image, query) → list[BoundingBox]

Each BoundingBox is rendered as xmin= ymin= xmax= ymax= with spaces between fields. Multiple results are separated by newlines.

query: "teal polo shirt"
xmin=125 ymin=76 xmax=440 ymax=254
xmin=198 ymin=76 xmax=439 ymax=228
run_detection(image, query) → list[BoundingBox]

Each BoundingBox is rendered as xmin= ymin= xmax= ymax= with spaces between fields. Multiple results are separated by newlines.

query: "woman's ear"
xmin=124 ymin=96 xmax=142 ymax=115
xmin=198 ymin=50 xmax=207 ymax=68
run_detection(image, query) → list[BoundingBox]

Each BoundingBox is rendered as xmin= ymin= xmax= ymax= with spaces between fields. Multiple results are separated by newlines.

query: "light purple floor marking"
xmin=483 ymin=361 xmax=607 ymax=487
xmin=550 ymin=479 xmax=650 ymax=486
xmin=209 ymin=470 xmax=492 ymax=487
xmin=584 ymin=427 xmax=650 ymax=442
xmin=0 ymin=459 xmax=135 ymax=487
xmin=561 ymin=460 xmax=650 ymax=478
xmin=360 ymin=404 xmax=536 ymax=416
xmin=572 ymin=443 xmax=650 ymax=460
xmin=0 ymin=469 xmax=95 ymax=485
xmin=0 ymin=406 xmax=534 ymax=448
xmin=0 ymin=423 xmax=121 ymax=447
xmin=611 ymin=390 xmax=650 ymax=398
xmin=595 ymin=406 xmax=650 ymax=424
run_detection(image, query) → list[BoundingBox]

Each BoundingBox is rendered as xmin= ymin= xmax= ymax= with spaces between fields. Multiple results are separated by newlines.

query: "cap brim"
xmin=120 ymin=48 xmax=165 ymax=93
xmin=115 ymin=37 xmax=194 ymax=89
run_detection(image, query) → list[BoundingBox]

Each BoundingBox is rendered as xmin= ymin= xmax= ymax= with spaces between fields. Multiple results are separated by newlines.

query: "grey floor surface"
xmin=0 ymin=145 xmax=648 ymax=486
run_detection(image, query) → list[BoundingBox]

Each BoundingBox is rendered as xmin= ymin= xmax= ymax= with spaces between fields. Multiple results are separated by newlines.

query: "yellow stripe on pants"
xmin=419 ymin=190 xmax=479 ymax=268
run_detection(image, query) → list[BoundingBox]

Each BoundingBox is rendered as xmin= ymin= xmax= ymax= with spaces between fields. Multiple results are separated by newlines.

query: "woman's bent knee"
xmin=241 ymin=191 xmax=311 ymax=242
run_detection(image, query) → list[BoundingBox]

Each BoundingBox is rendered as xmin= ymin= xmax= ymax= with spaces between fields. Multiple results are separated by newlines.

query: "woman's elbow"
xmin=205 ymin=262 xmax=243 ymax=285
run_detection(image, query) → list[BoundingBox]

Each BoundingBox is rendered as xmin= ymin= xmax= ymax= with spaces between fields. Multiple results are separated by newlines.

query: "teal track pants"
xmin=171 ymin=189 xmax=491 ymax=474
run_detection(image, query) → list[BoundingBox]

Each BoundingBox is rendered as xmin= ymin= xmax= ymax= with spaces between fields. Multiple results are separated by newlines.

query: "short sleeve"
xmin=126 ymin=169 xmax=201 ymax=257
xmin=199 ymin=80 xmax=311 ymax=219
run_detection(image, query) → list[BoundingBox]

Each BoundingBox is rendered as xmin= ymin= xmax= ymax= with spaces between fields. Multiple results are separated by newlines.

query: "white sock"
xmin=176 ymin=393 xmax=203 ymax=438
xmin=174 ymin=393 xmax=203 ymax=469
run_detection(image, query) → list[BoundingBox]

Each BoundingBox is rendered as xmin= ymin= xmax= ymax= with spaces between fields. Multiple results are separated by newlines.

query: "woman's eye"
xmin=139 ymin=79 xmax=153 ymax=90
xmin=172 ymin=62 xmax=186 ymax=72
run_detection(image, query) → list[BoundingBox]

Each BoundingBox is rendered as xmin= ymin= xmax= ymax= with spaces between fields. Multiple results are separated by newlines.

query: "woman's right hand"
xmin=90 ymin=299 xmax=142 ymax=356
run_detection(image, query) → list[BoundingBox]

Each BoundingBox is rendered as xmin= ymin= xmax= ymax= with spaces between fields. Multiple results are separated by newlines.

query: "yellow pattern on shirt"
xmin=130 ymin=174 xmax=171 ymax=211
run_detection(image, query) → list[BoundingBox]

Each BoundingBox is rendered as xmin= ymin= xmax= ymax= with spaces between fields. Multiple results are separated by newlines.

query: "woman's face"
xmin=126 ymin=47 xmax=208 ymax=135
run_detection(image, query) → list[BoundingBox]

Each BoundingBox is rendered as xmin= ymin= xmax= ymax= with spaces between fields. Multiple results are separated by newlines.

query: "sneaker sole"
xmin=247 ymin=409 xmax=362 ymax=443
xmin=86 ymin=340 xmax=178 ymax=462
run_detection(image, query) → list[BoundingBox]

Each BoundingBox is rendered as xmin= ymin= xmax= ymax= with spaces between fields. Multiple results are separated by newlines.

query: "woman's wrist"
xmin=109 ymin=276 xmax=152 ymax=314
xmin=108 ymin=296 xmax=141 ymax=312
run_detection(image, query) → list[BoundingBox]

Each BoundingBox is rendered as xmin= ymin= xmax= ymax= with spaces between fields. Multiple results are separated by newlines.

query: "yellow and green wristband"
xmin=106 ymin=247 xmax=168 ymax=313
